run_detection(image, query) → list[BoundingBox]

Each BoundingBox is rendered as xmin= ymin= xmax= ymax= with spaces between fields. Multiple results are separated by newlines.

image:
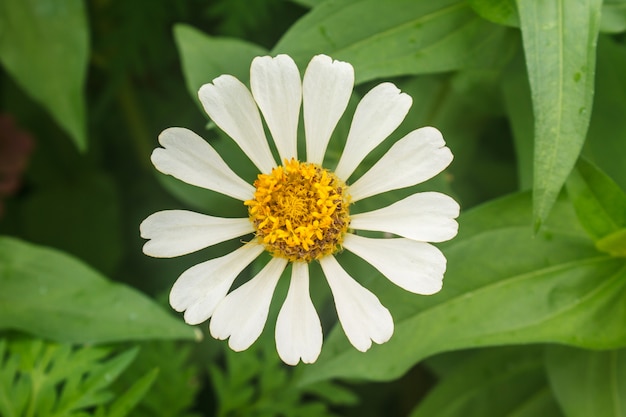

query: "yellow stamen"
xmin=245 ymin=159 xmax=350 ymax=262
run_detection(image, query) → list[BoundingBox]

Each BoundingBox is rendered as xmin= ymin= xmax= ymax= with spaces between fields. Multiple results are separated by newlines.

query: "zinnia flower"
xmin=140 ymin=54 xmax=459 ymax=365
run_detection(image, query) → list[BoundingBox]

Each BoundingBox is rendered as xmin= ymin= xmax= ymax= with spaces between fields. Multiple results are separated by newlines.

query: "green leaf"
xmin=0 ymin=338 xmax=33 ymax=417
xmin=106 ymin=368 xmax=159 ymax=417
xmin=566 ymin=158 xmax=626 ymax=242
xmin=410 ymin=347 xmax=563 ymax=417
xmin=502 ymin=51 xmax=534 ymax=190
xmin=0 ymin=237 xmax=198 ymax=343
xmin=110 ymin=342 xmax=200 ymax=417
xmin=300 ymin=193 xmax=626 ymax=384
xmin=467 ymin=0 xmax=622 ymax=34
xmin=273 ymin=0 xmax=513 ymax=84
xmin=211 ymin=340 xmax=342 ymax=417
xmin=600 ymin=0 xmax=626 ymax=33
xmin=302 ymin=381 xmax=358 ymax=406
xmin=468 ymin=0 xmax=519 ymax=27
xmin=597 ymin=229 xmax=626 ymax=258
xmin=469 ymin=0 xmax=625 ymax=35
xmin=494 ymin=1 xmax=626 ymax=35
xmin=584 ymin=36 xmax=626 ymax=190
xmin=288 ymin=0 xmax=323 ymax=8
xmin=0 ymin=0 xmax=88 ymax=151
xmin=515 ymin=0 xmax=602 ymax=229
xmin=0 ymin=338 xmax=146 ymax=417
xmin=173 ymin=24 xmax=268 ymax=105
xmin=546 ymin=346 xmax=626 ymax=417
xmin=68 ymin=348 xmax=139 ymax=412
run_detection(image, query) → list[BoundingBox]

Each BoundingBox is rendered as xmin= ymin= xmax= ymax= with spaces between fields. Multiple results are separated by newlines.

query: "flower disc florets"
xmin=245 ymin=158 xmax=350 ymax=262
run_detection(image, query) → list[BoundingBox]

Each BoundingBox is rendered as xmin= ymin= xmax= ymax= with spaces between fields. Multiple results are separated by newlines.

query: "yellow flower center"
xmin=245 ymin=159 xmax=350 ymax=262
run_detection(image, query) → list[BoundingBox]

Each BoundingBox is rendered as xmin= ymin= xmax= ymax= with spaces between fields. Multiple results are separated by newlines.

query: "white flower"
xmin=140 ymin=54 xmax=459 ymax=365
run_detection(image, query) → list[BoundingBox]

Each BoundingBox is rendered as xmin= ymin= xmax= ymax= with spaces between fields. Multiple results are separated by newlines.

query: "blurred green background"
xmin=1 ymin=0 xmax=626 ymax=416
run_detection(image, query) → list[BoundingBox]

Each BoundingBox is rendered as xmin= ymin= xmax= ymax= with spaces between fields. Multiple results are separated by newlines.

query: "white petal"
xmin=151 ymin=127 xmax=254 ymax=201
xmin=198 ymin=75 xmax=276 ymax=173
xmin=350 ymin=192 xmax=460 ymax=242
xmin=210 ymin=257 xmax=287 ymax=351
xmin=275 ymin=262 xmax=323 ymax=365
xmin=320 ymin=256 xmax=393 ymax=352
xmin=169 ymin=243 xmax=264 ymax=325
xmin=303 ymin=55 xmax=354 ymax=164
xmin=250 ymin=55 xmax=301 ymax=162
xmin=348 ymin=127 xmax=453 ymax=202
xmin=140 ymin=210 xmax=253 ymax=258
xmin=343 ymin=234 xmax=446 ymax=295
xmin=334 ymin=83 xmax=412 ymax=181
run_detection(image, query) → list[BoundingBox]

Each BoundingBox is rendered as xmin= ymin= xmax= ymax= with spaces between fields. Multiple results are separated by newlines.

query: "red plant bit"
xmin=0 ymin=114 xmax=35 ymax=217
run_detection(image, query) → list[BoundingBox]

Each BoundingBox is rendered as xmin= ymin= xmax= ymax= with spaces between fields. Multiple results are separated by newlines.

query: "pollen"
xmin=245 ymin=159 xmax=350 ymax=262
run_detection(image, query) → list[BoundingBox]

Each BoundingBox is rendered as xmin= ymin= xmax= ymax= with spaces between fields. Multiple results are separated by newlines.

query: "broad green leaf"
xmin=173 ymin=24 xmax=267 ymax=105
xmin=468 ymin=0 xmax=519 ymax=27
xmin=300 ymin=193 xmax=626 ymax=384
xmin=0 ymin=237 xmax=198 ymax=343
xmin=516 ymin=0 xmax=602 ymax=229
xmin=0 ymin=0 xmax=88 ymax=151
xmin=546 ymin=346 xmax=626 ymax=417
xmin=566 ymin=159 xmax=626 ymax=242
xmin=469 ymin=0 xmax=626 ymax=33
xmin=410 ymin=347 xmax=563 ymax=417
xmin=289 ymin=0 xmax=323 ymax=8
xmin=601 ymin=0 xmax=626 ymax=33
xmin=584 ymin=36 xmax=626 ymax=190
xmin=273 ymin=0 xmax=513 ymax=84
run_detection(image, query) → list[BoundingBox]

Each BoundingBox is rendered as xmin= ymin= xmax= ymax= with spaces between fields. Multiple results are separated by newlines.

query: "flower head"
xmin=140 ymin=54 xmax=459 ymax=365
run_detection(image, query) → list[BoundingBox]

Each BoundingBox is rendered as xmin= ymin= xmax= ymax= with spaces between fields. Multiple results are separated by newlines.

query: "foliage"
xmin=110 ymin=341 xmax=202 ymax=417
xmin=209 ymin=338 xmax=357 ymax=417
xmin=0 ymin=0 xmax=88 ymax=151
xmin=1 ymin=0 xmax=626 ymax=415
xmin=0 ymin=237 xmax=197 ymax=343
xmin=411 ymin=347 xmax=563 ymax=417
xmin=0 ymin=337 xmax=157 ymax=417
